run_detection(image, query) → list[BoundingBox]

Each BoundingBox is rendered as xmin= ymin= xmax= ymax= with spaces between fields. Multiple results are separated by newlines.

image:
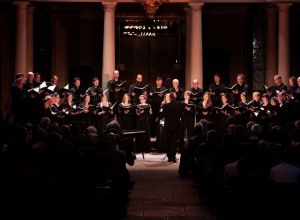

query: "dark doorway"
xmin=203 ymin=48 xmax=230 ymax=89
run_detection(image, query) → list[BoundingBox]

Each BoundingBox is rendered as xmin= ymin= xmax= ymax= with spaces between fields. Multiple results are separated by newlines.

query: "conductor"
xmin=159 ymin=92 xmax=183 ymax=162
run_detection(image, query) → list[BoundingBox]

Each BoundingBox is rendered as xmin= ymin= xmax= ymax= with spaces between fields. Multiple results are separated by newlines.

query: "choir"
xmin=10 ymin=71 xmax=300 ymax=149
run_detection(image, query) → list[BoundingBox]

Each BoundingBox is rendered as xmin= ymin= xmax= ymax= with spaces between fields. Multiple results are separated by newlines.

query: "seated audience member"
xmin=270 ymin=149 xmax=300 ymax=183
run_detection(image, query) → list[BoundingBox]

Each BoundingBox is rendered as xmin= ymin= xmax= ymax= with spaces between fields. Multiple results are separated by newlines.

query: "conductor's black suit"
xmin=160 ymin=100 xmax=183 ymax=161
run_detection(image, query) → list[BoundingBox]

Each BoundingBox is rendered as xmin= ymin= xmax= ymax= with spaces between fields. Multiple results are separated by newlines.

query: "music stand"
xmin=122 ymin=130 xmax=147 ymax=159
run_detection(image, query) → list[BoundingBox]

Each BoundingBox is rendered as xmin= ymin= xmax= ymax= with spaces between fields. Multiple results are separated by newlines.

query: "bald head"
xmin=192 ymin=79 xmax=199 ymax=89
xmin=136 ymin=74 xmax=143 ymax=83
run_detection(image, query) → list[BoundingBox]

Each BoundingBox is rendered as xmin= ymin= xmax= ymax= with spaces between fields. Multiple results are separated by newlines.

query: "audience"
xmin=0 ymin=117 xmax=133 ymax=219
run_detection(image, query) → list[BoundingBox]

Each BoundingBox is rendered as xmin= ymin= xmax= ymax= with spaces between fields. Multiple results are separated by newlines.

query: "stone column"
xmin=14 ymin=1 xmax=29 ymax=75
xmin=102 ymin=2 xmax=117 ymax=89
xmin=188 ymin=3 xmax=204 ymax=88
xmin=277 ymin=3 xmax=292 ymax=84
xmin=27 ymin=4 xmax=34 ymax=73
xmin=266 ymin=6 xmax=277 ymax=86
xmin=184 ymin=7 xmax=191 ymax=90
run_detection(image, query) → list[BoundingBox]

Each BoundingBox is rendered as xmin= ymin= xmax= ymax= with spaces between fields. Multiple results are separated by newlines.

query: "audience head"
xmin=295 ymin=120 xmax=300 ymax=129
xmin=246 ymin=121 xmax=256 ymax=134
xmin=40 ymin=117 xmax=51 ymax=129
xmin=87 ymin=126 xmax=97 ymax=135
xmin=61 ymin=125 xmax=71 ymax=139
xmin=251 ymin=123 xmax=262 ymax=137
xmin=106 ymin=120 xmax=121 ymax=134
xmin=194 ymin=122 xmax=204 ymax=136
xmin=207 ymin=130 xmax=218 ymax=144
xmin=100 ymin=133 xmax=118 ymax=152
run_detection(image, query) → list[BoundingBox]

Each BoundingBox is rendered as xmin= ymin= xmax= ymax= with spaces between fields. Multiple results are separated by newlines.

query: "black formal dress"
xmin=135 ymin=103 xmax=152 ymax=152
xmin=59 ymin=101 xmax=79 ymax=124
xmin=118 ymin=103 xmax=135 ymax=130
xmin=182 ymin=102 xmax=196 ymax=139
xmin=234 ymin=101 xmax=249 ymax=125
xmin=197 ymin=102 xmax=214 ymax=122
xmin=95 ymin=102 xmax=114 ymax=134
xmin=159 ymin=100 xmax=183 ymax=161
xmin=247 ymin=100 xmax=262 ymax=122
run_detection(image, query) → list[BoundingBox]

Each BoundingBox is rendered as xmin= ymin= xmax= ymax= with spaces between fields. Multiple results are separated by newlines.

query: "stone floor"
xmin=125 ymin=153 xmax=212 ymax=220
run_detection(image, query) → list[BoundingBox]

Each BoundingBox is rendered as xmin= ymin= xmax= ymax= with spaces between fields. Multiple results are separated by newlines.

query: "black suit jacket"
xmin=160 ymin=101 xmax=183 ymax=130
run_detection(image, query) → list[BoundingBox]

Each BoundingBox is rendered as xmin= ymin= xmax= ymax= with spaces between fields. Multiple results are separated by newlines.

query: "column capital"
xmin=188 ymin=3 xmax=204 ymax=11
xmin=102 ymin=2 xmax=117 ymax=11
xmin=277 ymin=2 xmax=293 ymax=11
xmin=13 ymin=1 xmax=30 ymax=8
